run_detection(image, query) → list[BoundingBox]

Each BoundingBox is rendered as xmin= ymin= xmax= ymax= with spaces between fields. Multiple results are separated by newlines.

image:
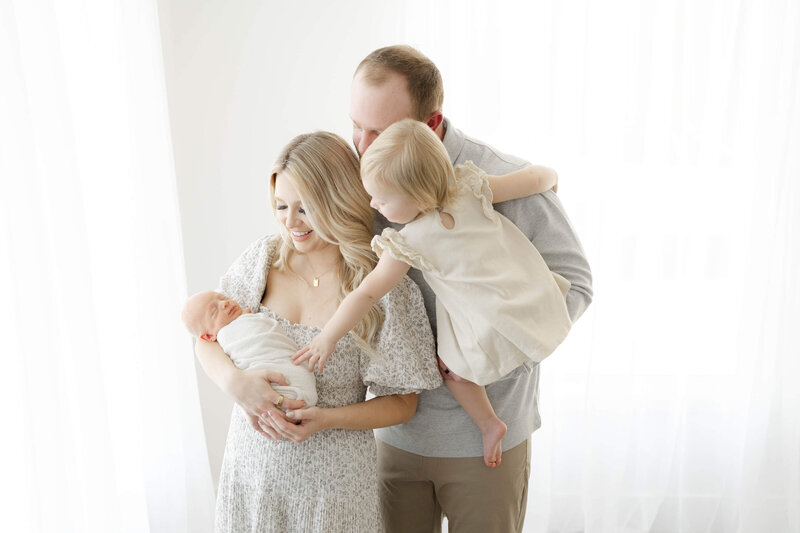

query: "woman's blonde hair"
xmin=269 ymin=131 xmax=383 ymax=351
xmin=360 ymin=118 xmax=455 ymax=214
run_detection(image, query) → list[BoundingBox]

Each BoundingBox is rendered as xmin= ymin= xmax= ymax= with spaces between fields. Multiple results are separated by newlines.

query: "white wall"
xmin=157 ymin=0 xmax=569 ymax=487
xmin=157 ymin=0 xmax=394 ymax=484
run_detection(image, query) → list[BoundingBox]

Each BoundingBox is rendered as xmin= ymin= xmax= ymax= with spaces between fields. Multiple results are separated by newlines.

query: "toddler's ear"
xmin=200 ymin=332 xmax=217 ymax=342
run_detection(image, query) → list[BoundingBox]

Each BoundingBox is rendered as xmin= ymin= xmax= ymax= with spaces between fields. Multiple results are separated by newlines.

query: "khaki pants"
xmin=377 ymin=439 xmax=531 ymax=533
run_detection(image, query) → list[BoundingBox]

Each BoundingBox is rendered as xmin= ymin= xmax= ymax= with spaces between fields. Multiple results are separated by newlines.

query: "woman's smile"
xmin=290 ymin=229 xmax=313 ymax=242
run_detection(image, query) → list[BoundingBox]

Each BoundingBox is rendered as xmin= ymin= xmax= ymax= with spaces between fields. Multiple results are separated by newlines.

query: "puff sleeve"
xmin=360 ymin=276 xmax=442 ymax=396
xmin=453 ymin=160 xmax=497 ymax=221
xmin=218 ymin=235 xmax=279 ymax=311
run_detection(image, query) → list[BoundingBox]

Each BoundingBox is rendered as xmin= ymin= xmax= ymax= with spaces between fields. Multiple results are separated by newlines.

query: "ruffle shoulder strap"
xmin=371 ymin=228 xmax=439 ymax=274
xmin=453 ymin=161 xmax=497 ymax=221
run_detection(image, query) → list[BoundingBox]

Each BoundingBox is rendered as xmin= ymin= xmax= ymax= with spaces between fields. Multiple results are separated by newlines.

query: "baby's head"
xmin=360 ymin=118 xmax=454 ymax=224
xmin=181 ymin=291 xmax=243 ymax=342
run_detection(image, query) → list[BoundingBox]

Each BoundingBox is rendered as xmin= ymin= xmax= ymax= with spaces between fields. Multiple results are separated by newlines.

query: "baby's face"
xmin=187 ymin=292 xmax=243 ymax=341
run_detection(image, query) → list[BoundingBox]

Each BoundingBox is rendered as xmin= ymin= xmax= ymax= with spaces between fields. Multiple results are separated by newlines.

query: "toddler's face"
xmin=362 ymin=175 xmax=421 ymax=224
xmin=188 ymin=292 xmax=243 ymax=341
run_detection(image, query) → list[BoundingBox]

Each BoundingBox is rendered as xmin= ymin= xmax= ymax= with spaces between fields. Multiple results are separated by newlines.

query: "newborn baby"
xmin=182 ymin=291 xmax=317 ymax=406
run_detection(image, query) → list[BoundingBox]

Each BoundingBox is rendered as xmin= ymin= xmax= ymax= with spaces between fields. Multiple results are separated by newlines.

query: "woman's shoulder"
xmin=364 ymin=274 xmax=441 ymax=395
xmin=240 ymin=234 xmax=281 ymax=263
xmin=219 ymin=234 xmax=282 ymax=306
xmin=230 ymin=234 xmax=281 ymax=271
xmin=377 ymin=275 xmax=426 ymax=319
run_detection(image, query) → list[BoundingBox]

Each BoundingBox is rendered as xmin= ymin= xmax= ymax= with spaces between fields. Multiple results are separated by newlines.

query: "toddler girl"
xmin=294 ymin=119 xmax=570 ymax=466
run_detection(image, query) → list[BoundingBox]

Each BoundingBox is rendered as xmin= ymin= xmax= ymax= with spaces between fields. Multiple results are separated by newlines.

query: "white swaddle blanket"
xmin=217 ymin=313 xmax=317 ymax=406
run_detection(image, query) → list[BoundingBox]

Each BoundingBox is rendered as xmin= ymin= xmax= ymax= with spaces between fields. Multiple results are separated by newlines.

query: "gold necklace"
xmin=294 ymin=253 xmax=337 ymax=288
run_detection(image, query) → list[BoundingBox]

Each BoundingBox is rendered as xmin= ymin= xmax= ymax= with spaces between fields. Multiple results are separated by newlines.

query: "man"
xmin=350 ymin=45 xmax=593 ymax=533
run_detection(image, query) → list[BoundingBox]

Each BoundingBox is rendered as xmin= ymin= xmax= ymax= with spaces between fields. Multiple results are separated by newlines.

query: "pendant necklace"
xmin=296 ymin=253 xmax=336 ymax=288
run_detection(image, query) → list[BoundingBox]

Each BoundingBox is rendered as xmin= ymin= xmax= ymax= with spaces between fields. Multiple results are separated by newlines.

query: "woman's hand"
xmin=259 ymin=406 xmax=330 ymax=443
xmin=229 ymin=369 xmax=305 ymax=417
xmin=244 ymin=411 xmax=280 ymax=440
xmin=292 ymin=334 xmax=336 ymax=373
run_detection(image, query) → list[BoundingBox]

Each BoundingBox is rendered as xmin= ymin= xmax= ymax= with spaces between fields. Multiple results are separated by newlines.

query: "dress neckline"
xmin=259 ymin=240 xmax=324 ymax=332
xmin=258 ymin=304 xmax=323 ymax=333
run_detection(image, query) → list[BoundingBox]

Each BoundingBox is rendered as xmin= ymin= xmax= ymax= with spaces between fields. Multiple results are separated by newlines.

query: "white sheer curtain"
xmin=0 ymin=1 xmax=214 ymax=532
xmin=394 ymin=0 xmax=797 ymax=531
xmin=9 ymin=0 xmax=795 ymax=531
xmin=467 ymin=1 xmax=800 ymax=532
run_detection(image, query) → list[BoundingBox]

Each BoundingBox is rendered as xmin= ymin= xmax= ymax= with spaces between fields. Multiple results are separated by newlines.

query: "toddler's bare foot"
xmin=479 ymin=417 xmax=507 ymax=467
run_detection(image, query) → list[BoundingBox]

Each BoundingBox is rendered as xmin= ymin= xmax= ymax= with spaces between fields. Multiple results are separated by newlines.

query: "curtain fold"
xmin=0 ymin=1 xmax=215 ymax=531
xmin=516 ymin=1 xmax=800 ymax=531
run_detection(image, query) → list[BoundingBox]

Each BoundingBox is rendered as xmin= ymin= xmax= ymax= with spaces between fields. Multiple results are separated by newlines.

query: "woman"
xmin=195 ymin=131 xmax=441 ymax=532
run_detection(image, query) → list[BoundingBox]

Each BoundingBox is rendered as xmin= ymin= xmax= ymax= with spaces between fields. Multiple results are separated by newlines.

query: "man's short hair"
xmin=355 ymin=45 xmax=444 ymax=122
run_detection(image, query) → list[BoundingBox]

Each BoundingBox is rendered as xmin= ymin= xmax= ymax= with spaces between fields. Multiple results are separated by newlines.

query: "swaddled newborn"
xmin=181 ymin=291 xmax=317 ymax=406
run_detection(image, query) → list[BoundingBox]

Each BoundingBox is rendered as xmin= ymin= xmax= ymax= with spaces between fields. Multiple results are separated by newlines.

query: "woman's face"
xmin=273 ymin=173 xmax=332 ymax=254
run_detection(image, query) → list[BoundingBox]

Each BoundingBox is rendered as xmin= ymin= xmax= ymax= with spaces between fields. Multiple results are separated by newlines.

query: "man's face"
xmin=350 ymin=71 xmax=416 ymax=157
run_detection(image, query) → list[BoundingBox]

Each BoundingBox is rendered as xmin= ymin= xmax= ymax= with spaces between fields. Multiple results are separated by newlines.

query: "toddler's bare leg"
xmin=445 ymin=379 xmax=507 ymax=467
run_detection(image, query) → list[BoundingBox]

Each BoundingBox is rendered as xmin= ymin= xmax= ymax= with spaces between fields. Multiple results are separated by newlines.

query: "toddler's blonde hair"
xmin=360 ymin=118 xmax=454 ymax=214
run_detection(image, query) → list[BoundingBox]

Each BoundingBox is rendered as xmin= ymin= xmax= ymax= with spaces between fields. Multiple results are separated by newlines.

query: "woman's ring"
xmin=274 ymin=394 xmax=285 ymax=408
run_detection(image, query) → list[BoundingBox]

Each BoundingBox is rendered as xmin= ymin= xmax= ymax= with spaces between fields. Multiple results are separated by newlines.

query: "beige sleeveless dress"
xmin=372 ymin=161 xmax=572 ymax=386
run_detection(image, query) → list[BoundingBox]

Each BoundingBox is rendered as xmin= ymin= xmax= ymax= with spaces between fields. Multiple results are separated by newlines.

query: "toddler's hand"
xmin=292 ymin=335 xmax=336 ymax=373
